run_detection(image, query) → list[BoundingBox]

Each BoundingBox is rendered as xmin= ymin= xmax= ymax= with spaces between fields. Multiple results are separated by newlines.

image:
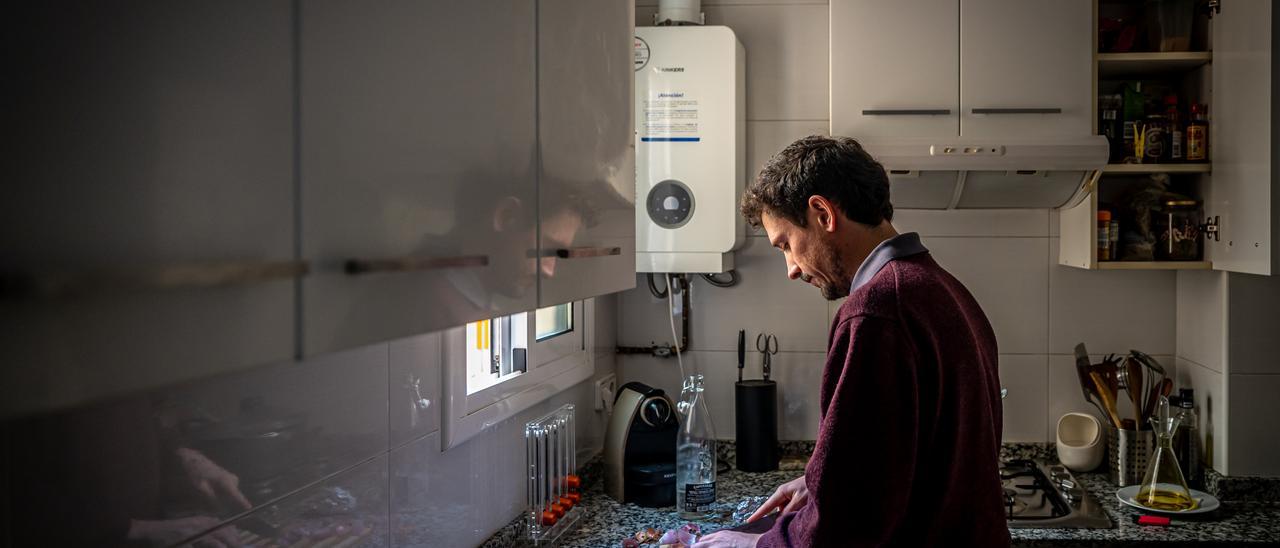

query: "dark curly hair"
xmin=741 ymin=135 xmax=893 ymax=229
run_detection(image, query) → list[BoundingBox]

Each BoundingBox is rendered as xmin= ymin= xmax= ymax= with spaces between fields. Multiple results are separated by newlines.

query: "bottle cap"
xmin=1098 ymin=210 xmax=1112 ymax=221
xmin=1178 ymin=388 xmax=1195 ymax=407
xmin=1164 ymin=95 xmax=1178 ymax=105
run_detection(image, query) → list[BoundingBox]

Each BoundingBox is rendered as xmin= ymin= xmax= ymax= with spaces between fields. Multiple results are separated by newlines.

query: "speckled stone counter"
xmin=483 ymin=452 xmax=1280 ymax=547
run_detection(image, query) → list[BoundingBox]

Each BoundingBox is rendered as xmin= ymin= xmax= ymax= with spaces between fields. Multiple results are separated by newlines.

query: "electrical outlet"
xmin=595 ymin=373 xmax=617 ymax=413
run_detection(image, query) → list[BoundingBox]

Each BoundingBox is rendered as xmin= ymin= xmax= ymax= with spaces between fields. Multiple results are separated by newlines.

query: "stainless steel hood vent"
xmin=862 ymin=136 xmax=1109 ymax=209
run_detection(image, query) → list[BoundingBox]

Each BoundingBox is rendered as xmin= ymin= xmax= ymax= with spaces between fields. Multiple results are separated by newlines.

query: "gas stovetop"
xmin=1001 ymin=459 xmax=1112 ymax=529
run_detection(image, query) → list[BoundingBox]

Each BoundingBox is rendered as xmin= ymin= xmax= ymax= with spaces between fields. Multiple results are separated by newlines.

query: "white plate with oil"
xmin=1116 ymin=485 xmax=1221 ymax=515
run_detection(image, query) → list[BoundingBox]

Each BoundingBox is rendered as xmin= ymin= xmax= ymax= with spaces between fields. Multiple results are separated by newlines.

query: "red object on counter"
xmin=1136 ymin=515 xmax=1171 ymax=526
xmin=559 ymin=496 xmax=575 ymax=510
xmin=550 ymin=503 xmax=566 ymax=519
xmin=565 ymin=474 xmax=581 ymax=490
xmin=566 ymin=492 xmax=582 ymax=504
xmin=540 ymin=510 xmax=557 ymax=527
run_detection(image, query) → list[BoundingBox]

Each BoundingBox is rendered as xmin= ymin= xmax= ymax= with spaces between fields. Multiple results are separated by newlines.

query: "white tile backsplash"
xmin=1225 ymin=373 xmax=1280 ymax=476
xmin=1226 ymin=272 xmax=1280 ymax=375
xmin=893 ymin=209 xmax=1050 ymax=238
xmin=927 ymin=236 xmax=1050 ymax=355
xmin=1049 ymin=238 xmax=1177 ymax=356
xmin=1177 ymin=270 xmax=1227 ymax=373
xmin=999 ymin=355 xmax=1049 ymax=442
xmin=619 ymin=238 xmax=830 ymax=353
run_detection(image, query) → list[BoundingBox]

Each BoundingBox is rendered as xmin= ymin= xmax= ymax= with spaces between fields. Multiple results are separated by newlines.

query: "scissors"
xmin=756 ymin=333 xmax=778 ymax=381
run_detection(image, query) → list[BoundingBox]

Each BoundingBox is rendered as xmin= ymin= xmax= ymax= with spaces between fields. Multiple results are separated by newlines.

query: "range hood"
xmin=861 ymin=135 xmax=1109 ymax=210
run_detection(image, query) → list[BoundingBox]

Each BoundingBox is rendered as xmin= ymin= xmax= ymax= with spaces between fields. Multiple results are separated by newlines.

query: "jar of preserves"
xmin=1155 ymin=199 xmax=1202 ymax=261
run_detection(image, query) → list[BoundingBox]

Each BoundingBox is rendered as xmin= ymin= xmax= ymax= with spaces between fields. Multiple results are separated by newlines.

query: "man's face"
xmin=760 ymin=210 xmax=851 ymax=301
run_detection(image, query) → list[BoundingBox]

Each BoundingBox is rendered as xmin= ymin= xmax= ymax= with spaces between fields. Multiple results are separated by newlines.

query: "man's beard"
xmin=812 ymin=242 xmax=851 ymax=301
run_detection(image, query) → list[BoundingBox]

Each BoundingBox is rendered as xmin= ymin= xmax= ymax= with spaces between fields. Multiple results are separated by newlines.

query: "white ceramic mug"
xmin=1056 ymin=412 xmax=1104 ymax=472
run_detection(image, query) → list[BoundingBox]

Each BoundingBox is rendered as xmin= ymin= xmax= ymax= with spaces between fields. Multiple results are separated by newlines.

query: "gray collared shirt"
xmin=849 ymin=232 xmax=929 ymax=293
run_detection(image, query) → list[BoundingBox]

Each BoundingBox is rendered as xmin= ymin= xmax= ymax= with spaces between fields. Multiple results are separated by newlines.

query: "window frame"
xmin=441 ymin=299 xmax=594 ymax=450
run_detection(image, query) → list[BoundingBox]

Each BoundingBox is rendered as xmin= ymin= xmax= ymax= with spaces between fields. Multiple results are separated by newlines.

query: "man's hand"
xmin=176 ymin=447 xmax=252 ymax=511
xmin=693 ymin=530 xmax=761 ymax=548
xmin=746 ymin=475 xmax=808 ymax=522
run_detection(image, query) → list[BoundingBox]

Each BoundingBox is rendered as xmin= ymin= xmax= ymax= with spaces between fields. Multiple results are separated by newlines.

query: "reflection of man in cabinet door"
xmin=438 ymin=177 xmax=605 ymax=314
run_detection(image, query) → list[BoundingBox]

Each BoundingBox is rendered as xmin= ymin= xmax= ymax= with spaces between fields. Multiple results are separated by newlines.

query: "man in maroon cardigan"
xmin=696 ymin=136 xmax=1010 ymax=548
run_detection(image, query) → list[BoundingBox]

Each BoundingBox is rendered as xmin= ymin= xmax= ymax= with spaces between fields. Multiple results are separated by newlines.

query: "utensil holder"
xmin=1107 ymin=426 xmax=1155 ymax=486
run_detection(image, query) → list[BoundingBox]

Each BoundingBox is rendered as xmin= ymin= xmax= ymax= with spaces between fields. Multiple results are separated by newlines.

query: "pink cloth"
xmin=758 ymin=252 xmax=1010 ymax=548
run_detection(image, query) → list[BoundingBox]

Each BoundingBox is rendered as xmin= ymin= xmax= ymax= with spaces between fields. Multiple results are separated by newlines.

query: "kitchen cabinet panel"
xmin=0 ymin=341 xmax=389 ymax=545
xmin=536 ymin=0 xmax=637 ymax=307
xmin=1205 ymin=0 xmax=1273 ymax=275
xmin=193 ymin=454 xmax=390 ymax=547
xmin=831 ymin=0 xmax=960 ymax=139
xmin=301 ymin=0 xmax=539 ymax=355
xmin=960 ymin=0 xmax=1092 ymax=139
xmin=2 ymin=1 xmax=296 ymax=418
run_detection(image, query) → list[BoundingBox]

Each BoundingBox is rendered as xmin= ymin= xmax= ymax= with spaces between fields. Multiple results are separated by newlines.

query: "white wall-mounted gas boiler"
xmin=634 ymin=26 xmax=745 ymax=274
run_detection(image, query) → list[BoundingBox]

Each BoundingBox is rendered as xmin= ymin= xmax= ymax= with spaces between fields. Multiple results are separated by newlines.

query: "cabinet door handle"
xmin=971 ymin=107 xmax=1062 ymax=114
xmin=0 ymin=260 xmax=310 ymax=299
xmin=344 ymin=255 xmax=489 ymax=275
xmin=861 ymin=109 xmax=952 ymax=116
xmin=554 ymin=246 xmax=622 ymax=259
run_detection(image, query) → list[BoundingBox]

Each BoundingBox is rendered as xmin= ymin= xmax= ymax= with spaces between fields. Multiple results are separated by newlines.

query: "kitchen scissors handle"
xmin=756 ymin=333 xmax=778 ymax=354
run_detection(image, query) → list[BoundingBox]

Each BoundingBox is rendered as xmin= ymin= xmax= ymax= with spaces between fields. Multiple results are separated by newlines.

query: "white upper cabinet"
xmin=959 ymin=0 xmax=1092 ymax=138
xmin=301 ymin=0 xmax=539 ymax=355
xmin=832 ymin=0 xmax=1092 ymax=140
xmin=536 ymin=0 xmax=637 ymax=307
xmin=1206 ymin=0 xmax=1272 ymax=275
xmin=831 ymin=0 xmax=961 ymax=139
xmin=1 ymin=2 xmax=297 ymax=417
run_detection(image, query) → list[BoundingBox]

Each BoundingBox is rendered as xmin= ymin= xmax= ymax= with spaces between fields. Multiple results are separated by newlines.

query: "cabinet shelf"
xmin=1097 ymin=52 xmax=1212 ymax=78
xmin=1097 ymin=261 xmax=1212 ymax=270
xmin=1102 ymin=163 xmax=1211 ymax=174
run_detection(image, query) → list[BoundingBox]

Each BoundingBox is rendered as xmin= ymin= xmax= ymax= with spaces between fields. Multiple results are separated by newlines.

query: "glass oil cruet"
xmin=1136 ymin=396 xmax=1198 ymax=511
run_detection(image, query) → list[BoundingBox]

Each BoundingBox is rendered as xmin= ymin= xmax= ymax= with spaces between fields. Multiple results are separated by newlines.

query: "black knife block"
xmin=735 ymin=380 xmax=778 ymax=472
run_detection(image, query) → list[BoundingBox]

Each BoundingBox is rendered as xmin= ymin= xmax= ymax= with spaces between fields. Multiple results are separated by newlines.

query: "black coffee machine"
xmin=603 ymin=382 xmax=679 ymax=507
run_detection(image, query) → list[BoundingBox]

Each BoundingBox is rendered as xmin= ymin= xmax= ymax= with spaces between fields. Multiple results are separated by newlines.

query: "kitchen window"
xmin=465 ymin=303 xmax=575 ymax=395
xmin=444 ymin=300 xmax=593 ymax=450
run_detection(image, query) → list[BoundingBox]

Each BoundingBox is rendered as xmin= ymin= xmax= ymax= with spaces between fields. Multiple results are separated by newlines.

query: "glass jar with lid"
xmin=1154 ymin=199 xmax=1202 ymax=260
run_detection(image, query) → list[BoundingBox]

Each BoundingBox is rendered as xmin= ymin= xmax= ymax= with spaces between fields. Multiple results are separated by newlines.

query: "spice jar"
xmin=1098 ymin=210 xmax=1113 ymax=261
xmin=1155 ymin=199 xmax=1202 ymax=260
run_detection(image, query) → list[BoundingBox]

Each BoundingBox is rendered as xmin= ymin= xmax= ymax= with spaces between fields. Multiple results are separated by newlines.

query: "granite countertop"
xmin=485 ymin=457 xmax=1280 ymax=547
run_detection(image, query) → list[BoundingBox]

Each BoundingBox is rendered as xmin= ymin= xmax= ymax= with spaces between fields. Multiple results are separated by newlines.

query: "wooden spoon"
xmin=1090 ymin=371 xmax=1124 ymax=429
xmin=1126 ymin=358 xmax=1145 ymax=425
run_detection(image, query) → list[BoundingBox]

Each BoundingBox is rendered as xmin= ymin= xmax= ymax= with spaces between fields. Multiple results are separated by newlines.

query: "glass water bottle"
xmin=1136 ymin=396 xmax=1198 ymax=511
xmin=676 ymin=374 xmax=717 ymax=519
